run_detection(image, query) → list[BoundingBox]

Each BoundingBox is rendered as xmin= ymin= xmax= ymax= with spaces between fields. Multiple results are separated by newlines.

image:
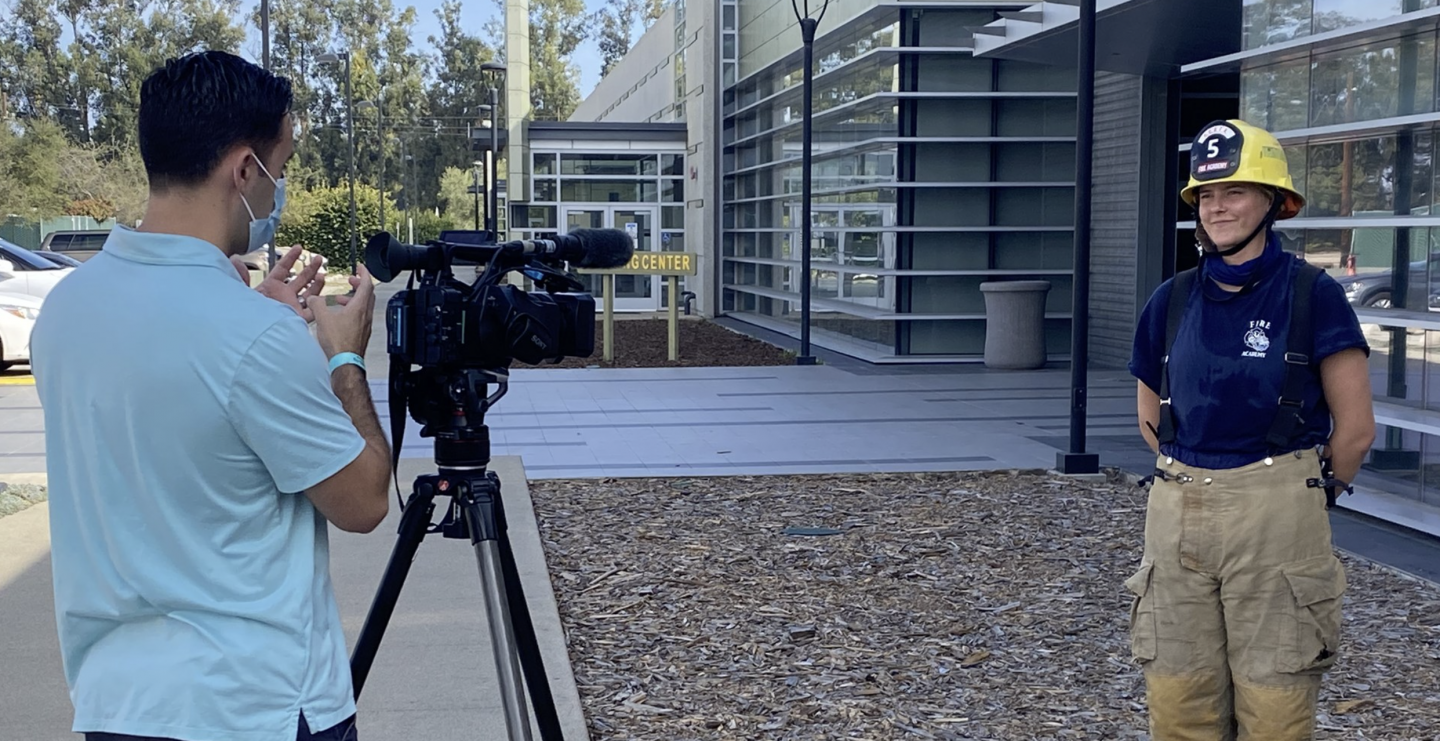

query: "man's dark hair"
xmin=139 ymin=50 xmax=293 ymax=191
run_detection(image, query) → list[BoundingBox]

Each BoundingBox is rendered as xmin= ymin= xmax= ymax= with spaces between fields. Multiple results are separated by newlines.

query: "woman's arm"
xmin=1138 ymin=380 xmax=1161 ymax=455
xmin=1319 ymin=347 xmax=1375 ymax=485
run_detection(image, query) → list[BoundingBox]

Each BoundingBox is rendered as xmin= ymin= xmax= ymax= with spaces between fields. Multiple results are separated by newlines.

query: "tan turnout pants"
xmin=1125 ymin=447 xmax=1346 ymax=741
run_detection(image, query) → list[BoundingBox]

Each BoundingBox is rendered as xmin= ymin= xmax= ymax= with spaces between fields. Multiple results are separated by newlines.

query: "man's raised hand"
xmin=255 ymin=246 xmax=327 ymax=322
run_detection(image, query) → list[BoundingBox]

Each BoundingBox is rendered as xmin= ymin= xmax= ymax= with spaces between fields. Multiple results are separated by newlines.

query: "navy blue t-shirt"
xmin=1129 ymin=253 xmax=1369 ymax=470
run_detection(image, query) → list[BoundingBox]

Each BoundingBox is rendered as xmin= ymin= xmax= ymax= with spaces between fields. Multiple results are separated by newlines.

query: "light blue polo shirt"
xmin=29 ymin=225 xmax=367 ymax=741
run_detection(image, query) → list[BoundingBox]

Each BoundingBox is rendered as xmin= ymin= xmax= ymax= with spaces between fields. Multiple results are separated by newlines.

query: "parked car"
xmin=1331 ymin=255 xmax=1440 ymax=310
xmin=0 ymin=238 xmax=75 ymax=300
xmin=35 ymin=250 xmax=83 ymax=268
xmin=40 ymin=229 xmax=110 ymax=261
xmin=0 ymin=290 xmax=41 ymax=370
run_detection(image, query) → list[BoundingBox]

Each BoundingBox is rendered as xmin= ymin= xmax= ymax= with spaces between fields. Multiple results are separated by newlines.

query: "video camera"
xmin=365 ymin=228 xmax=633 ymax=436
xmin=366 ymin=228 xmax=634 ymax=368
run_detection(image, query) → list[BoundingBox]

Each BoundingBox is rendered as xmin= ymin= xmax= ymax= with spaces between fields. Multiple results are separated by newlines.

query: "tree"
xmin=0 ymin=118 xmax=71 ymax=217
xmin=597 ymin=0 xmax=640 ymax=77
xmin=437 ymin=165 xmax=483 ymax=228
xmin=422 ymin=0 xmax=498 ymax=213
xmin=486 ymin=0 xmax=588 ymax=121
xmin=641 ymin=0 xmax=668 ymax=28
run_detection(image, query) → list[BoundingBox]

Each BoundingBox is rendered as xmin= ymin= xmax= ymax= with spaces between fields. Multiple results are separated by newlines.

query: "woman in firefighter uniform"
xmin=1127 ymin=119 xmax=1376 ymax=741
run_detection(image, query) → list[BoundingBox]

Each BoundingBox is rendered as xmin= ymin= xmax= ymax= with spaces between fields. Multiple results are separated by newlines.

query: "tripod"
xmin=349 ymin=369 xmax=564 ymax=741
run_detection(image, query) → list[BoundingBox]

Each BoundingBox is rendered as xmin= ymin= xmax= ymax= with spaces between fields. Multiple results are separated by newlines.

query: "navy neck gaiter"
xmin=1202 ymin=230 xmax=1284 ymax=288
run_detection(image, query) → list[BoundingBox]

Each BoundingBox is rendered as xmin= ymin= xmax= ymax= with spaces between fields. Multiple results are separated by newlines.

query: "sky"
xmin=239 ymin=0 xmax=613 ymax=102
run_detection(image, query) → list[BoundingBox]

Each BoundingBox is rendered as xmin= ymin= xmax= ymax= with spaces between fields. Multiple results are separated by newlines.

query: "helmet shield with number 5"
xmin=1180 ymin=119 xmax=1305 ymax=219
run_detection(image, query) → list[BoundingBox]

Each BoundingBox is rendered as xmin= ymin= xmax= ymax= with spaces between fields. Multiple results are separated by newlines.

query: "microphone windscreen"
xmin=570 ymin=228 xmax=635 ymax=268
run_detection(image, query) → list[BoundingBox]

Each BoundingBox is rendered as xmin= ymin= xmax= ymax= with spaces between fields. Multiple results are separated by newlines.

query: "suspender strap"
xmin=1155 ymin=268 xmax=1198 ymax=446
xmin=1263 ymin=261 xmax=1322 ymax=451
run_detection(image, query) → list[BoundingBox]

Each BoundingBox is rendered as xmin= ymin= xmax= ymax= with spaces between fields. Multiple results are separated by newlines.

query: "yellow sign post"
xmin=582 ymin=252 xmax=698 ymax=362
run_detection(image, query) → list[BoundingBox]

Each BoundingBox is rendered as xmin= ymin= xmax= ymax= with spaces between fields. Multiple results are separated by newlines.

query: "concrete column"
xmin=682 ymin=0 xmax=718 ymax=317
xmin=506 ymin=0 xmax=532 ymax=229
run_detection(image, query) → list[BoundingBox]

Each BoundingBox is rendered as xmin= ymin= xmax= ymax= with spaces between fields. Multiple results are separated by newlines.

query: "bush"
xmin=400 ymin=209 xmax=459 ymax=246
xmin=276 ymin=184 xmax=394 ymax=270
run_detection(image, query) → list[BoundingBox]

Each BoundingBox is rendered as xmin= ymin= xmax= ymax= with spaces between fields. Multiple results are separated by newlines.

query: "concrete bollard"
xmin=979 ymin=280 xmax=1052 ymax=370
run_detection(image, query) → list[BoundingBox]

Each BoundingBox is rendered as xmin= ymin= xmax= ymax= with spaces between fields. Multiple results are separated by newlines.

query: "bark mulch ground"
xmin=530 ymin=470 xmax=1440 ymax=740
xmin=540 ymin=319 xmax=795 ymax=369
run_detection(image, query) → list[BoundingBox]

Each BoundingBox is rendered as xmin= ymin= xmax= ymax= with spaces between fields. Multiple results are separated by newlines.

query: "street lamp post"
xmin=358 ymin=89 xmax=386 ymax=235
xmin=790 ymin=0 xmax=828 ymax=367
xmin=1058 ymin=0 xmax=1100 ymax=475
xmin=481 ymin=62 xmax=506 ymax=239
xmin=318 ymin=51 xmax=357 ymax=274
xmin=478 ymin=106 xmax=495 ymax=235
xmin=473 ymin=160 xmax=484 ymax=230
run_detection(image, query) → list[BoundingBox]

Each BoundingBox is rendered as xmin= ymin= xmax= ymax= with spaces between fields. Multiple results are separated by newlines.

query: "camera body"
xmin=385 ymin=283 xmax=595 ymax=369
xmin=371 ymin=229 xmax=598 ymax=371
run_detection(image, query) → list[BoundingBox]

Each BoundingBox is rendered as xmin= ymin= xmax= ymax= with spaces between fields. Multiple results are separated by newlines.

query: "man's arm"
xmin=304 ymin=267 xmax=391 ymax=533
xmin=305 ymin=365 xmax=390 ymax=532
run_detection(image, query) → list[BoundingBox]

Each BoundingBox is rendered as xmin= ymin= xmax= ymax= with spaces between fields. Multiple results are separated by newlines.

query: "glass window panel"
xmin=534 ymin=153 xmax=556 ymax=175
xmin=522 ymin=206 xmax=556 ymax=228
xmin=560 ymin=153 xmax=658 ymax=176
xmin=661 ymin=232 xmax=685 ymax=252
xmin=1304 ymin=138 xmax=1401 ymax=218
xmin=533 ymin=179 xmax=556 ymax=202
xmin=663 ymin=179 xmax=685 ymax=203
xmin=995 ymin=99 xmax=1077 ymax=137
xmin=1354 ymin=422 xmax=1422 ymax=502
xmin=995 ymin=60 xmax=1076 ymax=92
xmin=1243 ymin=0 xmax=1313 ymax=50
xmin=663 ymin=206 xmax=685 ymax=229
xmin=1310 ymin=35 xmax=1436 ymax=126
xmin=1312 ymin=0 xmax=1404 ymax=33
xmin=661 ymin=154 xmax=684 ymax=176
xmin=1241 ymin=60 xmax=1309 ymax=132
xmin=560 ymin=180 xmax=646 ymax=202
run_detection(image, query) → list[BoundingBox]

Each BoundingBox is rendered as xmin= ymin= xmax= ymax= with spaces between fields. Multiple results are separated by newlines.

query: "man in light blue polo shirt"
xmin=29 ymin=51 xmax=392 ymax=741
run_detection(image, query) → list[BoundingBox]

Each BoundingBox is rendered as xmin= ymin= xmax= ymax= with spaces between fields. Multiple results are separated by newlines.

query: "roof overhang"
xmin=972 ymin=0 xmax=1241 ymax=78
xmin=527 ymin=121 xmax=689 ymax=143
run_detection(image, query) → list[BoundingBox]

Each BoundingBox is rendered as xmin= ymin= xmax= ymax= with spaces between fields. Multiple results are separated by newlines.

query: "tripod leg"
xmin=350 ymin=481 xmax=438 ymax=700
xmin=461 ymin=485 xmax=535 ymax=741
xmin=497 ymin=518 xmax=565 ymax=741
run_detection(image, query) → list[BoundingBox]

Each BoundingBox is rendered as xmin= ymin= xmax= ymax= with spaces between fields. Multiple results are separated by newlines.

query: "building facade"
xmin=563 ymin=1 xmax=1082 ymax=362
xmin=976 ymin=1 xmax=1440 ymax=533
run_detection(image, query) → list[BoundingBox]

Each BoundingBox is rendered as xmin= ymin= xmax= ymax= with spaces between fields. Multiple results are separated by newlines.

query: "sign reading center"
xmin=585 ymin=251 xmax=698 ymax=276
xmin=579 ymin=251 xmax=699 ymax=362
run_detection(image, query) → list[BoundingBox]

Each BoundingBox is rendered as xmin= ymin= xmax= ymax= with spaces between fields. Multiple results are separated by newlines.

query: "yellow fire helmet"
xmin=1181 ymin=119 xmax=1305 ymax=220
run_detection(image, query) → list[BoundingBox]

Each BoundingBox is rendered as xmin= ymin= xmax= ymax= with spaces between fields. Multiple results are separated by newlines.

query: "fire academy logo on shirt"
xmin=1243 ymin=320 xmax=1271 ymax=358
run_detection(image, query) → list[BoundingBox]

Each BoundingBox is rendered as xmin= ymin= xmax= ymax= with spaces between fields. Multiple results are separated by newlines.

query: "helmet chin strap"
xmin=1204 ymin=191 xmax=1284 ymax=258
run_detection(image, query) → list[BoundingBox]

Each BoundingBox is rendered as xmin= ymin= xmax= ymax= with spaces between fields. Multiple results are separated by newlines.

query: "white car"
xmin=0 ymin=290 xmax=40 ymax=370
xmin=0 ymin=238 xmax=75 ymax=300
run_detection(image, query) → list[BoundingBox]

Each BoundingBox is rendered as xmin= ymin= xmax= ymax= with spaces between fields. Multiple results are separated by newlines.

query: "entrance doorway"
xmin=564 ymin=206 xmax=658 ymax=311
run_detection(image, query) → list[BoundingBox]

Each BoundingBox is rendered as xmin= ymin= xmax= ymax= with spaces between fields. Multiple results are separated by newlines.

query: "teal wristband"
xmin=328 ymin=352 xmax=366 ymax=374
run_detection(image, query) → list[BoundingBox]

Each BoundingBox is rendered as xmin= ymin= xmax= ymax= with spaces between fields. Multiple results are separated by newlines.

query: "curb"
xmin=492 ymin=456 xmax=592 ymax=740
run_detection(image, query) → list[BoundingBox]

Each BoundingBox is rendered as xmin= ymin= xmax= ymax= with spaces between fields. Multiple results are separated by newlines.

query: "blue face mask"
xmin=240 ymin=155 xmax=285 ymax=253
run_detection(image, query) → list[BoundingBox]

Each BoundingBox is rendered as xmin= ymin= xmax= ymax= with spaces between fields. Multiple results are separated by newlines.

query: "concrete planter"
xmin=979 ymin=280 xmax=1052 ymax=370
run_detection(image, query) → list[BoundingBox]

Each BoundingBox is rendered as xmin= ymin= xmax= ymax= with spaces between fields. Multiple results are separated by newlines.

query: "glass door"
xmin=564 ymin=206 xmax=659 ymax=312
